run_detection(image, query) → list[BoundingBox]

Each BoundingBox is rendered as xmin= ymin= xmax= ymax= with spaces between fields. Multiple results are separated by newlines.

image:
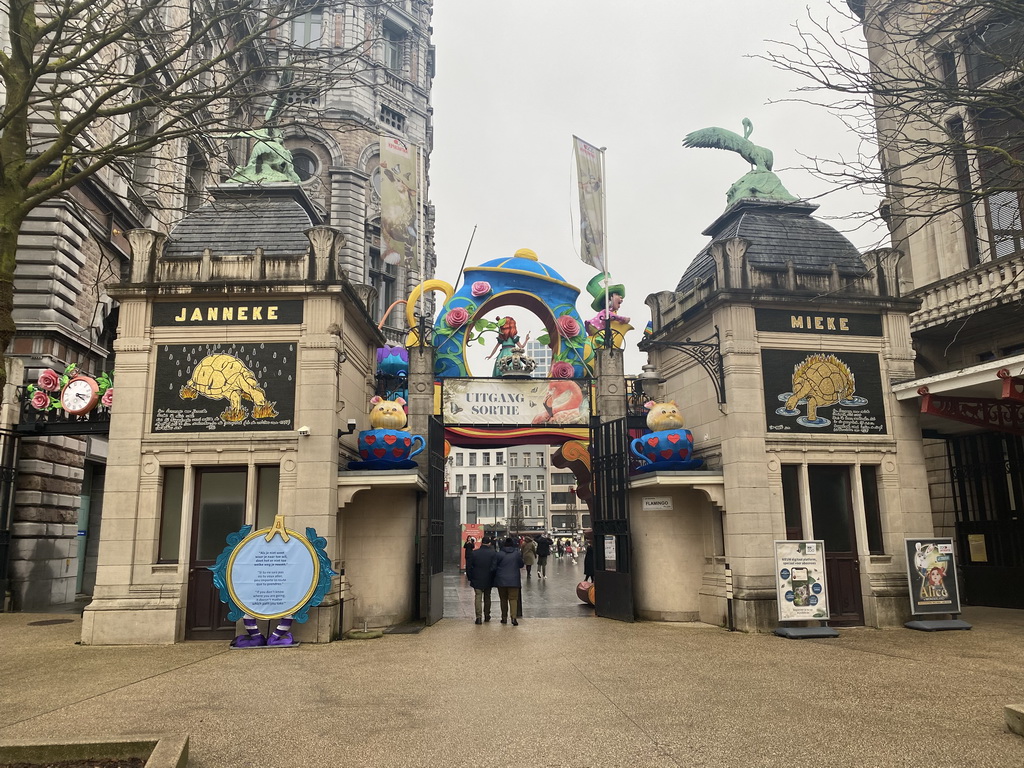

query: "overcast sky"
xmin=427 ymin=1 xmax=880 ymax=375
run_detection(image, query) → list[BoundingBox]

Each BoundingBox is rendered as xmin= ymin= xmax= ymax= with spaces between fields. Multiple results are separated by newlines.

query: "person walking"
xmin=535 ymin=533 xmax=553 ymax=578
xmin=466 ymin=537 xmax=498 ymax=624
xmin=493 ymin=537 xmax=524 ymax=625
xmin=583 ymin=534 xmax=595 ymax=583
xmin=521 ymin=536 xmax=538 ymax=579
xmin=463 ymin=536 xmax=476 ymax=577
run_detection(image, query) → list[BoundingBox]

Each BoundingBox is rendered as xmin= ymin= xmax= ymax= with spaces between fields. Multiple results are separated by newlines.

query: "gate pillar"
xmin=595 ymin=347 xmax=627 ymax=422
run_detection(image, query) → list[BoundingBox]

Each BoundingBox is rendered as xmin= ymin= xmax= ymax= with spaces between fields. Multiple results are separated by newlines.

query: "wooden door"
xmin=185 ymin=468 xmax=247 ymax=640
xmin=808 ymin=465 xmax=864 ymax=625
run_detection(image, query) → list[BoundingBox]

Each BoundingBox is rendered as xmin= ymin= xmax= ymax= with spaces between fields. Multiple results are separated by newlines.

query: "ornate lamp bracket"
xmin=639 ymin=326 xmax=726 ymax=404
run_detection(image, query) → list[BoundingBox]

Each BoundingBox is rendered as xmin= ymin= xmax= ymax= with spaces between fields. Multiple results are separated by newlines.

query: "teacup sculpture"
xmin=348 ymin=396 xmax=425 ymax=470
xmin=629 ymin=400 xmax=704 ymax=472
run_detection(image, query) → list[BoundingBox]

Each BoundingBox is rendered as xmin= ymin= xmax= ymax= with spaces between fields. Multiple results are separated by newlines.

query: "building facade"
xmin=3 ymin=0 xmax=436 ymax=612
xmin=851 ymin=0 xmax=1024 ymax=607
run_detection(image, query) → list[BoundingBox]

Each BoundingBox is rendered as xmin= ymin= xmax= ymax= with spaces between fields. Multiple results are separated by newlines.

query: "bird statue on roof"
xmin=683 ymin=117 xmax=773 ymax=172
xmin=683 ymin=117 xmax=797 ymax=208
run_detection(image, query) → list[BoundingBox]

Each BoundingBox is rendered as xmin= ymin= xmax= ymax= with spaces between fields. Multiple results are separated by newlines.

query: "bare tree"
xmin=0 ymin=0 xmax=390 ymax=394
xmin=762 ymin=0 xmax=1024 ymax=261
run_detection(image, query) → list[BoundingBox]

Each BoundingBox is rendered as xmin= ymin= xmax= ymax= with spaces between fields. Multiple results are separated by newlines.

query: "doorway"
xmin=807 ymin=465 xmax=864 ymax=625
xmin=185 ymin=468 xmax=246 ymax=640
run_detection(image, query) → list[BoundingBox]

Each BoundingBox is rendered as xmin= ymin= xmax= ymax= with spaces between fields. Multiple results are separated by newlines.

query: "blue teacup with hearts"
xmin=358 ymin=428 xmax=425 ymax=462
xmin=629 ymin=428 xmax=703 ymax=470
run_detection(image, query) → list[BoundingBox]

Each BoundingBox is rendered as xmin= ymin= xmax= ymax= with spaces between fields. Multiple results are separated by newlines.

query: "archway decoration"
xmin=427 ymin=249 xmax=593 ymax=378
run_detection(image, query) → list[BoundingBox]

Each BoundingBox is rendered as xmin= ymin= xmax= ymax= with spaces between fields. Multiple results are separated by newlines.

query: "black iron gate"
xmin=0 ymin=428 xmax=22 ymax=611
xmin=425 ymin=415 xmax=445 ymax=625
xmin=591 ymin=416 xmax=634 ymax=622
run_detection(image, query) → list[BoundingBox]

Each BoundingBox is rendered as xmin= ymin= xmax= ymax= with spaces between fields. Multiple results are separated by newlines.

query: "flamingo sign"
xmin=441 ymin=378 xmax=590 ymax=427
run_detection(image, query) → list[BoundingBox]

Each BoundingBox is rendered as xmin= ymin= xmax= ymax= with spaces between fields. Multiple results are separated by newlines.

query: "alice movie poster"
xmin=905 ymin=538 xmax=961 ymax=615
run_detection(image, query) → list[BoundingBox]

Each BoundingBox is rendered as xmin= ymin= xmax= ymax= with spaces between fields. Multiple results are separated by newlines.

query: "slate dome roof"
xmin=677 ymin=200 xmax=866 ymax=292
xmin=164 ymin=185 xmax=321 ymax=260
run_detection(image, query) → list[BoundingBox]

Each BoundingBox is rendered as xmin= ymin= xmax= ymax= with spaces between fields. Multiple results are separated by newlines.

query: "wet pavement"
xmin=445 ymin=548 xmax=595 ymax=620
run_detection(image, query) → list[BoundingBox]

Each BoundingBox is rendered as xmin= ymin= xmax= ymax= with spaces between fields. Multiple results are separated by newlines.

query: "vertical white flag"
xmin=573 ymin=136 xmax=606 ymax=272
xmin=379 ymin=136 xmax=418 ymax=266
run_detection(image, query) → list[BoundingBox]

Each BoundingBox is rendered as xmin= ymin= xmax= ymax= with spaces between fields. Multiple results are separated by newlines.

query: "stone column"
xmin=595 ymin=347 xmax=626 ymax=422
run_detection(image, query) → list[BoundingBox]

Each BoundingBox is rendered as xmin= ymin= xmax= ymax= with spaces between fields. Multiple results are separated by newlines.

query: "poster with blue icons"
xmin=774 ymin=540 xmax=830 ymax=621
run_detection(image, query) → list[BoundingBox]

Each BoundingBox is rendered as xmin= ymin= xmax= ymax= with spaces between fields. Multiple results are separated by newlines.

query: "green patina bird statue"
xmin=683 ymin=117 xmax=774 ymax=172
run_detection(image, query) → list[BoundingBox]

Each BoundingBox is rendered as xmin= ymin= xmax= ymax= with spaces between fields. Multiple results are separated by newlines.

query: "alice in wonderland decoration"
xmin=629 ymin=400 xmax=703 ymax=472
xmin=209 ymin=516 xmax=335 ymax=648
xmin=349 ymin=395 xmax=426 ymax=470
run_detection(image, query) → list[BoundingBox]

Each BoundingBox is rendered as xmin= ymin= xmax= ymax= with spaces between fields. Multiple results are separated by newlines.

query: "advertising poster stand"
xmin=903 ymin=537 xmax=972 ymax=632
xmin=772 ymin=540 xmax=839 ymax=640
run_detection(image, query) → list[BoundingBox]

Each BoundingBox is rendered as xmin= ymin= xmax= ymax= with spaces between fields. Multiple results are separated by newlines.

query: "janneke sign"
xmin=150 ymin=300 xmax=302 ymax=433
xmin=441 ymin=379 xmax=591 ymax=427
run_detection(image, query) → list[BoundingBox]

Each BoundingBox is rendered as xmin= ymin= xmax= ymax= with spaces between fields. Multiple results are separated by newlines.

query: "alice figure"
xmin=486 ymin=317 xmax=530 ymax=377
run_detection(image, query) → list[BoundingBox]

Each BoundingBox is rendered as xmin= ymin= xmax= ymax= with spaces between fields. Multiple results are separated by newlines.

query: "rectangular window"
xmin=537 ymin=500 xmax=545 ymax=517
xmin=966 ymin=16 xmax=1021 ymax=87
xmin=256 ymin=466 xmax=280 ymax=530
xmin=523 ymin=454 xmax=531 ymax=467
xmin=195 ymin=469 xmax=247 ymax=562
xmin=482 ymin=475 xmax=491 ymax=493
xmin=976 ymin=106 xmax=1024 ymax=259
xmin=291 ymin=7 xmax=324 ymax=47
xmin=496 ymin=499 xmax=505 ymax=516
xmin=469 ymin=476 xmax=477 ymax=493
xmin=536 ymin=452 xmax=545 ymax=466
xmin=495 ymin=452 xmax=504 ymax=465
xmin=536 ymin=476 xmax=545 ymax=491
xmin=552 ymin=472 xmax=575 ymax=485
xmin=469 ymin=454 xmax=476 ymax=467
xmin=809 ymin=465 xmax=854 ymax=553
xmin=455 ymin=474 xmax=463 ymax=492
xmin=383 ymin=25 xmax=405 ymax=71
xmin=509 ymin=454 xmax=519 ymax=468
xmin=946 ymin=117 xmax=982 ymax=267
xmin=861 ymin=465 xmax=885 ymax=554
xmin=158 ymin=467 xmax=185 ymax=562
xmin=523 ymin=477 xmax=532 ymax=491
xmin=456 ymin=453 xmax=463 ymax=467
xmin=369 ymin=261 xmax=397 ymax=323
xmin=380 ymin=104 xmax=406 ymax=132
xmin=482 ymin=452 xmax=490 ymax=466
xmin=781 ymin=465 xmax=803 ymax=540
xmin=494 ymin=475 xmax=504 ymax=493
xmin=523 ymin=501 xmax=532 ymax=517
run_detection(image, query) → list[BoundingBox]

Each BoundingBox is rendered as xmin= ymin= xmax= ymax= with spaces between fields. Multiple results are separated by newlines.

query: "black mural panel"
xmin=762 ymin=349 xmax=886 ymax=435
xmin=152 ymin=343 xmax=296 ymax=433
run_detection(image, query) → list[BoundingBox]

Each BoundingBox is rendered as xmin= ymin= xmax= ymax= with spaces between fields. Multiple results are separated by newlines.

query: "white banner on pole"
xmin=573 ymin=136 xmax=606 ymax=272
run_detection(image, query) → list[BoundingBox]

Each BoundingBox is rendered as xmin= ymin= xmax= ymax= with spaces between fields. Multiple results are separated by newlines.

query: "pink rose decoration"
xmin=30 ymin=390 xmax=51 ymax=410
xmin=550 ymin=361 xmax=575 ymax=379
xmin=470 ymin=281 xmax=491 ymax=298
xmin=445 ymin=307 xmax=469 ymax=328
xmin=101 ymin=389 xmax=114 ymax=407
xmin=556 ymin=315 xmax=581 ymax=338
xmin=37 ymin=369 xmax=60 ymax=392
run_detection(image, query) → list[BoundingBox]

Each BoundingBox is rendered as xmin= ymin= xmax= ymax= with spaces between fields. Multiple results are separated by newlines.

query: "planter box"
xmin=0 ymin=734 xmax=188 ymax=767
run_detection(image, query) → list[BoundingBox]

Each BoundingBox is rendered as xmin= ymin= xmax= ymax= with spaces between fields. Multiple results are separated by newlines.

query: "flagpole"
xmin=417 ymin=142 xmax=425 ymax=324
xmin=600 ymin=146 xmax=610 ymax=348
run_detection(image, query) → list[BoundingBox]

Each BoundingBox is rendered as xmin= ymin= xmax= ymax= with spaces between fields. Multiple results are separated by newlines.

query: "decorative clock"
xmin=61 ymin=375 xmax=100 ymax=415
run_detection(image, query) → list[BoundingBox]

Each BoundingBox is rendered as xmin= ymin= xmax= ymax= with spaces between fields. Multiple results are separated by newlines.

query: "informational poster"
xmin=762 ymin=349 xmax=887 ymax=435
xmin=461 ymin=524 xmax=484 ymax=570
xmin=152 ymin=342 xmax=296 ymax=433
xmin=442 ymin=378 xmax=590 ymax=426
xmin=774 ymin=540 xmax=830 ymax=621
xmin=905 ymin=538 xmax=962 ymax=615
xmin=226 ymin=527 xmax=319 ymax=619
xmin=603 ymin=535 xmax=617 ymax=571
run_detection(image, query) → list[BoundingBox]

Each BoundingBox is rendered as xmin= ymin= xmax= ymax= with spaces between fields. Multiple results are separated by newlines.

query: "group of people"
xmin=463 ymin=533 xmax=595 ymax=625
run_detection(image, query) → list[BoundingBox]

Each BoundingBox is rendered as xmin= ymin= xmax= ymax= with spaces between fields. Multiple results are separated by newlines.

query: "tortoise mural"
xmin=180 ymin=354 xmax=279 ymax=422
xmin=776 ymin=353 xmax=865 ymax=428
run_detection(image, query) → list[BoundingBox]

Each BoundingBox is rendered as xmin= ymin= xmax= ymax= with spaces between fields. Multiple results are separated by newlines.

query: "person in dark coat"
xmin=583 ymin=537 xmax=595 ymax=583
xmin=493 ymin=537 xmax=525 ymax=625
xmin=463 ymin=537 xmax=476 ymax=576
xmin=535 ymin=533 xmax=553 ymax=579
xmin=466 ymin=537 xmax=498 ymax=624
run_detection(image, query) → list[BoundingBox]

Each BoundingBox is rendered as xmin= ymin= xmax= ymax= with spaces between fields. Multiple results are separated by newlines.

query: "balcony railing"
xmin=911 ymin=251 xmax=1024 ymax=332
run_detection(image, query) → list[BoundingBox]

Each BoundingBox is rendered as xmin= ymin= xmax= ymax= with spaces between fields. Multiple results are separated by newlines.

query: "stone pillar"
xmin=405 ymin=344 xmax=435 ymax=460
xmin=595 ymin=347 xmax=626 ymax=422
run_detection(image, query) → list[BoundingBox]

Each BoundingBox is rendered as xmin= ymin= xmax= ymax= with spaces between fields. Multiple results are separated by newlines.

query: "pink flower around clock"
xmin=30 ymin=391 xmax=51 ymax=410
xmin=101 ymin=389 xmax=114 ymax=407
xmin=37 ymin=369 xmax=60 ymax=392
